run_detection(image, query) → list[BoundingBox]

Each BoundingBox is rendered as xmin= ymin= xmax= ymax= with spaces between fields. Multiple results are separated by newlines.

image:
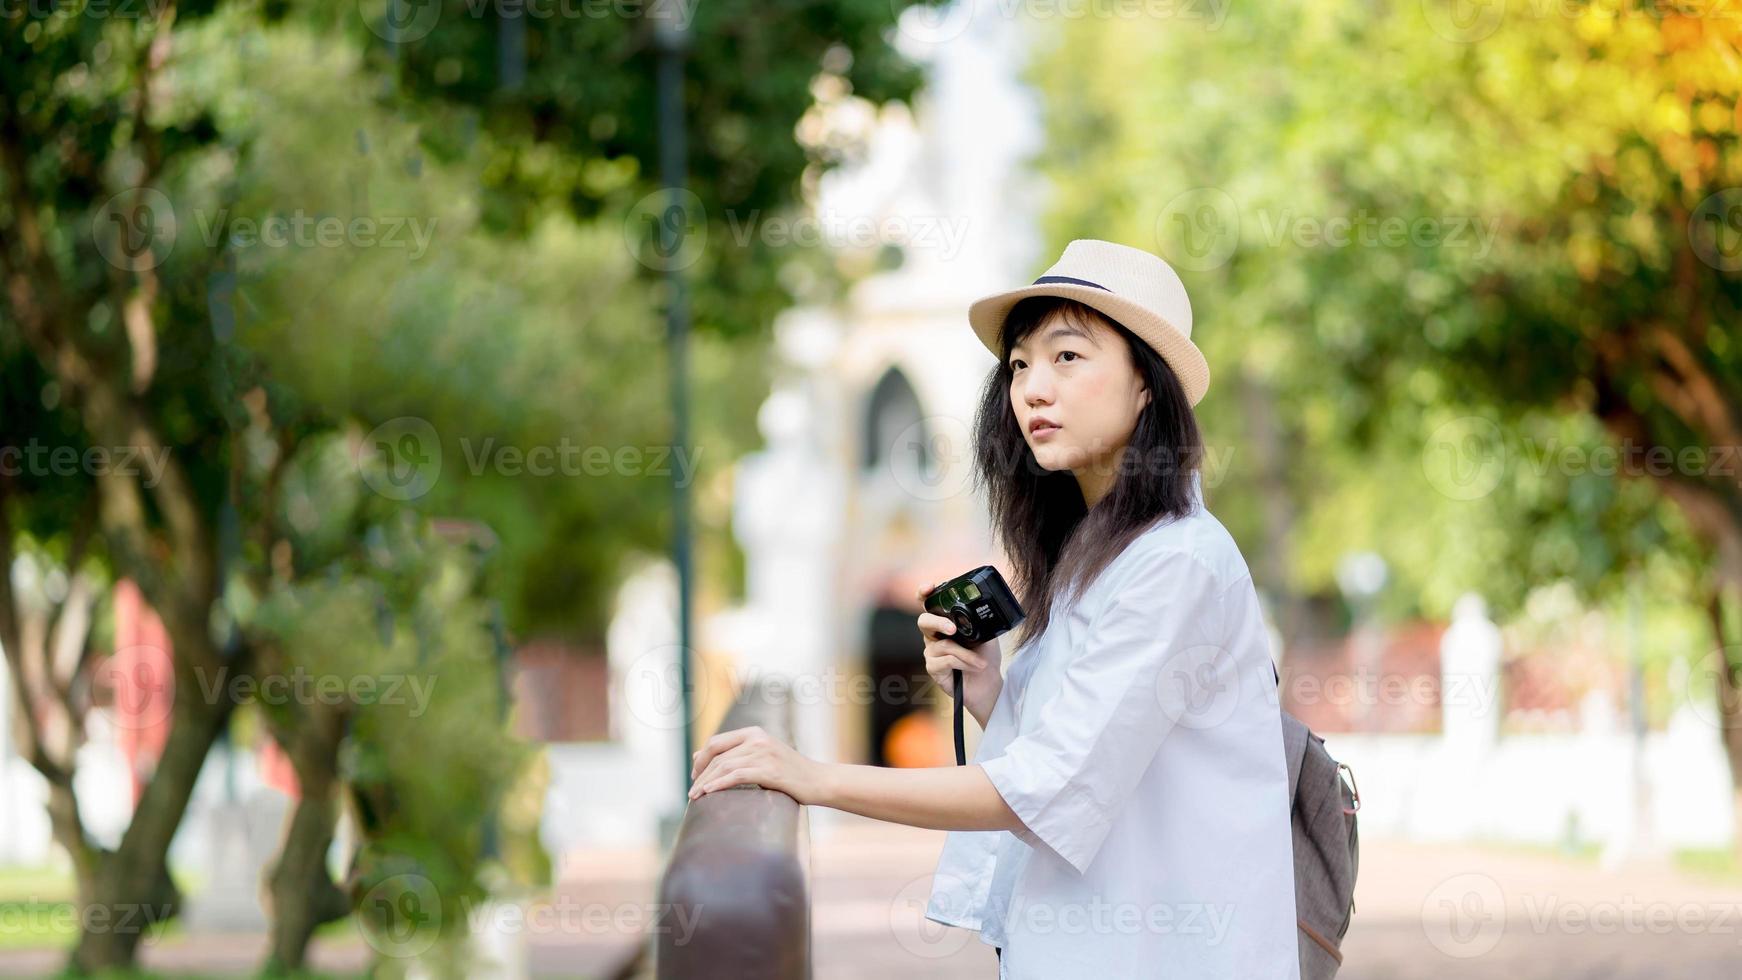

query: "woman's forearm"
xmin=814 ymin=761 xmax=1025 ymax=833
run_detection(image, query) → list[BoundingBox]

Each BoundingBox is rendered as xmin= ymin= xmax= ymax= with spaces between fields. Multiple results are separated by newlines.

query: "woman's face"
xmin=1006 ymin=307 xmax=1151 ymax=479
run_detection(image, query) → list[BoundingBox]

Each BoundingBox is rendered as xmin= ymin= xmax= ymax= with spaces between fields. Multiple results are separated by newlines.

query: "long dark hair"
xmin=972 ymin=296 xmax=1203 ymax=650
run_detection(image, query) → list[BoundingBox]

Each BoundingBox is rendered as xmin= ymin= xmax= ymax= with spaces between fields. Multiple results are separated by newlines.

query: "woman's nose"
xmin=1022 ymin=370 xmax=1055 ymax=406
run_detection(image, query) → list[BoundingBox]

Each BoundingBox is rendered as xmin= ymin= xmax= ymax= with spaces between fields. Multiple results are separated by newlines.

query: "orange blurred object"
xmin=883 ymin=710 xmax=953 ymax=768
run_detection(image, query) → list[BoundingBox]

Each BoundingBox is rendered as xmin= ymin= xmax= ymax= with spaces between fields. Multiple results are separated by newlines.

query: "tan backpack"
xmin=1280 ymin=709 xmax=1361 ymax=978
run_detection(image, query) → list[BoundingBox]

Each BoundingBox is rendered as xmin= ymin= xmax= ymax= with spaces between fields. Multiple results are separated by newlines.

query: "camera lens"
xmin=951 ymin=607 xmax=975 ymax=642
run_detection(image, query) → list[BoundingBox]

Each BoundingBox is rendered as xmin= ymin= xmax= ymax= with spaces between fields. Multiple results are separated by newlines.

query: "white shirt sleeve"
xmin=978 ymin=545 xmax=1230 ymax=874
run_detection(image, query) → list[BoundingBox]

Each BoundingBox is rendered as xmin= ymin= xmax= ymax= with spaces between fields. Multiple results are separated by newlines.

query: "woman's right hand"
xmin=917 ymin=584 xmax=1004 ymax=725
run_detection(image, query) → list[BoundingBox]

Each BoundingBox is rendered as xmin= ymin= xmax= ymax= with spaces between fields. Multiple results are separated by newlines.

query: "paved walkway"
xmin=5 ymin=813 xmax=1742 ymax=977
xmin=801 ymin=813 xmax=1742 ymax=978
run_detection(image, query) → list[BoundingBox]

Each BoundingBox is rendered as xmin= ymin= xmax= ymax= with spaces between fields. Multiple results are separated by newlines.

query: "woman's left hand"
xmin=689 ymin=725 xmax=828 ymax=804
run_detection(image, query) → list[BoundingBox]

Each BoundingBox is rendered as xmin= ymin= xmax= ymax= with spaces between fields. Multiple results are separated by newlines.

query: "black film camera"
xmin=924 ymin=566 xmax=1025 ymax=766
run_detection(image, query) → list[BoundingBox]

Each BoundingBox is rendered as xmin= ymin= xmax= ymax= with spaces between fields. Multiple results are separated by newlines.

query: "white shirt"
xmin=925 ymin=472 xmax=1301 ymax=978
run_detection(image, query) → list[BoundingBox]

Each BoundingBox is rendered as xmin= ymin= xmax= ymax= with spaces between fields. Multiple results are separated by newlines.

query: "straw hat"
xmin=967 ymin=239 xmax=1209 ymax=406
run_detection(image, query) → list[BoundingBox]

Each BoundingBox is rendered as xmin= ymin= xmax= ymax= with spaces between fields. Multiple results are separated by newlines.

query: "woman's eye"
xmin=1008 ymin=360 xmax=1025 ymax=371
xmin=1058 ymin=351 xmax=1079 ymax=363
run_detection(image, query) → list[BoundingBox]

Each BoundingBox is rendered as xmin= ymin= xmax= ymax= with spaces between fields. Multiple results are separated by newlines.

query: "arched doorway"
xmin=861 ymin=367 xmax=931 ymax=479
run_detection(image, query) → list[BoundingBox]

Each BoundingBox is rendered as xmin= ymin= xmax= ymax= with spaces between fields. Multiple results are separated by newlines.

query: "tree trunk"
xmin=45 ymin=781 xmax=104 ymax=908
xmin=263 ymin=702 xmax=352 ymax=972
xmin=1707 ymin=582 xmax=1742 ymax=866
xmin=69 ymin=692 xmax=230 ymax=972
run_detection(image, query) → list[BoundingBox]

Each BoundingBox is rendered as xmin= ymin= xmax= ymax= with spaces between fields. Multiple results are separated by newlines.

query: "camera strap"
xmin=953 ymin=668 xmax=967 ymax=766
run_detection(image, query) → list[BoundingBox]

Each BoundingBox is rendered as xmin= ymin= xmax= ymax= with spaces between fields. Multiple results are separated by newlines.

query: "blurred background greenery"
xmin=3 ymin=0 xmax=1742 ymax=976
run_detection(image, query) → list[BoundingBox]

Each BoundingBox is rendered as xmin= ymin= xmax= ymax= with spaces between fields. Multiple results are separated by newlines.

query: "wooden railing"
xmin=655 ymin=680 xmax=811 ymax=979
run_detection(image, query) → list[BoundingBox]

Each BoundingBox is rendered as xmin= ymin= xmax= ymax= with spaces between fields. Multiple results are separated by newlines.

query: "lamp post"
xmin=653 ymin=10 xmax=697 ymax=832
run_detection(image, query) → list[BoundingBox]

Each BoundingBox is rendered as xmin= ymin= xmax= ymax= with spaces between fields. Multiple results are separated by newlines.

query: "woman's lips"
xmin=1030 ymin=423 xmax=1061 ymax=440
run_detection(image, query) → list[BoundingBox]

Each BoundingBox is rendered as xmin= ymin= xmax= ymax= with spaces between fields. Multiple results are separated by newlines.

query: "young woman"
xmin=688 ymin=240 xmax=1300 ymax=978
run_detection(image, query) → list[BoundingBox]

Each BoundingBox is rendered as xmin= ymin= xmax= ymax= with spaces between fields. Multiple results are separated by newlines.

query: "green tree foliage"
xmin=3 ymin=0 xmax=931 ymax=970
xmin=1026 ymin=1 xmax=1742 ymax=837
xmin=1027 ymin=3 xmax=1736 ymax=620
